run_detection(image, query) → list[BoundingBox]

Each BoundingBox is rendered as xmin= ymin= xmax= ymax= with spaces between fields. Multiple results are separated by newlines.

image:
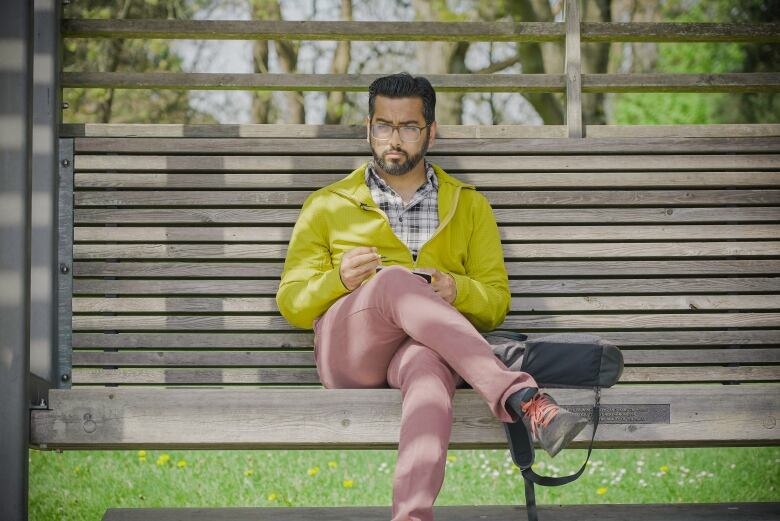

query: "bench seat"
xmin=31 ymin=386 xmax=779 ymax=449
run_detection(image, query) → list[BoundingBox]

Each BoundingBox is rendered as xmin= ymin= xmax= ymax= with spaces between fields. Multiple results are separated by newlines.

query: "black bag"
xmin=482 ymin=330 xmax=624 ymax=521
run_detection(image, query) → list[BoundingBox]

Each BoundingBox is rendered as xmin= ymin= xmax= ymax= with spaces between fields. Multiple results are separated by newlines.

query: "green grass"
xmin=30 ymin=447 xmax=780 ymax=520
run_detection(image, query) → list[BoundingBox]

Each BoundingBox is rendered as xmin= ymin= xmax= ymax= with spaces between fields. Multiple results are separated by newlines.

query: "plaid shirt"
xmin=365 ymin=159 xmax=439 ymax=260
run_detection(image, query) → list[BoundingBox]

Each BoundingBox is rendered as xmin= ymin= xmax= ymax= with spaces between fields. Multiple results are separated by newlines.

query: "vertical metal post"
xmin=564 ymin=0 xmax=583 ymax=138
xmin=30 ymin=0 xmax=63 ymax=405
xmin=0 ymin=0 xmax=34 ymax=519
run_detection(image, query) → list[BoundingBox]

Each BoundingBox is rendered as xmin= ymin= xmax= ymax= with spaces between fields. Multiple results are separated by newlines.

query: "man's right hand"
xmin=339 ymin=246 xmax=381 ymax=291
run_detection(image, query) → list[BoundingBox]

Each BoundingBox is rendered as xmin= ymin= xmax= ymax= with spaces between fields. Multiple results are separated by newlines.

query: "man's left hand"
xmin=429 ymin=269 xmax=457 ymax=305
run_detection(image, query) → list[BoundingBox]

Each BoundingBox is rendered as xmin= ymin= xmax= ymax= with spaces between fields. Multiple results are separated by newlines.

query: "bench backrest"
xmin=59 ymin=124 xmax=780 ymax=390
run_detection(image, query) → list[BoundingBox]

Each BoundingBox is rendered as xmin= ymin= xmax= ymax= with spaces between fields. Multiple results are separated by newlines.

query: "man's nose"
xmin=389 ymin=127 xmax=403 ymax=147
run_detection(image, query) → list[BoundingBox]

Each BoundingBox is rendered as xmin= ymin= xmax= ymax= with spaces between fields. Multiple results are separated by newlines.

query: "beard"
xmin=372 ymin=134 xmax=429 ymax=177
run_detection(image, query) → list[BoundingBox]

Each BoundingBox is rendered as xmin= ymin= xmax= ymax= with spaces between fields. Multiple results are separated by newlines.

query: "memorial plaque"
xmin=563 ymin=404 xmax=670 ymax=424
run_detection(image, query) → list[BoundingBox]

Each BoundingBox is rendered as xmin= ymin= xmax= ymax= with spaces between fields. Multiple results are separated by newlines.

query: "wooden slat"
xmin=71 ymin=294 xmax=780 ymax=313
xmin=71 ymin=278 xmax=780 ymax=296
xmin=68 ymin=366 xmax=780 ymax=385
xmin=62 ymin=19 xmax=780 ymax=43
xmin=60 ymin=123 xmax=780 ymax=139
xmin=30 ymin=386 xmax=780 ymax=448
xmin=583 ymin=22 xmax=780 ymax=43
xmin=582 ymin=73 xmax=780 ymax=93
xmin=71 ymin=242 xmax=780 ymax=260
xmin=71 ymin=171 xmax=780 ymax=189
xmin=73 ymin=207 xmax=780 ymax=224
xmin=61 ymin=19 xmax=566 ymax=42
xmin=61 ymin=72 xmax=780 ymax=93
xmin=72 ymin=136 xmax=780 ymax=154
xmin=71 ymin=348 xmax=780 ymax=366
xmin=71 ymin=260 xmax=780 ymax=277
xmin=99 ymin=503 xmax=780 ymax=521
xmin=71 ymin=313 xmax=780 ymax=331
xmin=62 ymin=72 xmax=566 ymax=92
xmin=70 ymin=330 xmax=780 ymax=349
xmin=73 ymin=154 xmax=780 ymax=171
xmin=73 ymin=189 xmax=780 ymax=207
xmin=72 ymin=224 xmax=780 ymax=241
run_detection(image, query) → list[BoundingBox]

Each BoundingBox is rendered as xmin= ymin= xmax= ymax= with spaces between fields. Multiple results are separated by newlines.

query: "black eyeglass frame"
xmin=369 ymin=122 xmax=432 ymax=143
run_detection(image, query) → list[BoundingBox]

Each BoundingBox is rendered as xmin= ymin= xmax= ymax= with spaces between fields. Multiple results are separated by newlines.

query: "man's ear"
xmin=428 ymin=121 xmax=437 ymax=149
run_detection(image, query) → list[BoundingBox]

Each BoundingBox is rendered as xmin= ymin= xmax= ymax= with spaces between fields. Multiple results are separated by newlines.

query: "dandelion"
xmin=74 ymin=466 xmax=81 ymax=474
xmin=267 ymin=493 xmax=278 ymax=501
xmin=177 ymin=460 xmax=187 ymax=469
xmin=447 ymin=455 xmax=457 ymax=463
xmin=597 ymin=487 xmax=607 ymax=495
xmin=137 ymin=450 xmax=146 ymax=458
xmin=308 ymin=466 xmax=320 ymax=477
xmin=659 ymin=465 xmax=669 ymax=473
xmin=244 ymin=469 xmax=254 ymax=477
xmin=343 ymin=480 xmax=354 ymax=488
xmin=328 ymin=461 xmax=338 ymax=469
xmin=156 ymin=454 xmax=170 ymax=466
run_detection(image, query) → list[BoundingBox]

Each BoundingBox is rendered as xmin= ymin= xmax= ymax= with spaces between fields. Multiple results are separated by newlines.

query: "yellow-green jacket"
xmin=276 ymin=161 xmax=510 ymax=332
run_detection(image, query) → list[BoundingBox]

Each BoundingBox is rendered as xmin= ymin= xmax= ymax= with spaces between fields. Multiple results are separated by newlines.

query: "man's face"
xmin=366 ymin=96 xmax=436 ymax=177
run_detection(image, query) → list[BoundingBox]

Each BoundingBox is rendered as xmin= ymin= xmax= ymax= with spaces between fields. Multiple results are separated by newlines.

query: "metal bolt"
xmin=61 ymin=373 xmax=70 ymax=382
xmin=60 ymin=263 xmax=69 ymax=274
xmin=62 ymin=102 xmax=69 ymax=109
xmin=61 ymin=158 xmax=70 ymax=167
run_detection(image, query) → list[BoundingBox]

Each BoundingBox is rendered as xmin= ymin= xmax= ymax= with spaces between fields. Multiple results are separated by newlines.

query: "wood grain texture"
xmin=70 ymin=294 xmax=780 ymax=313
xmin=61 ymin=72 xmax=780 ymax=93
xmin=60 ymin=123 xmax=780 ymax=139
xmin=30 ymin=386 xmax=780 ymax=448
xmin=72 ymin=154 xmax=780 ymax=172
xmin=72 ymin=136 xmax=780 ymax=154
xmin=73 ymin=189 xmax=780 ymax=206
xmin=72 ymin=224 xmax=780 ymax=241
xmin=71 ymin=260 xmax=780 ymax=277
xmin=69 ymin=329 xmax=780 ymax=349
xmin=70 ymin=348 xmax=779 ymax=367
xmin=73 ymin=206 xmax=780 ymax=224
xmin=70 ymin=313 xmax=780 ymax=331
xmin=72 ymin=242 xmax=780 ymax=260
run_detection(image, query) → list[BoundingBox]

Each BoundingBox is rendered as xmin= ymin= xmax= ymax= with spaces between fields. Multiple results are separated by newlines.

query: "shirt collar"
xmin=365 ymin=158 xmax=438 ymax=190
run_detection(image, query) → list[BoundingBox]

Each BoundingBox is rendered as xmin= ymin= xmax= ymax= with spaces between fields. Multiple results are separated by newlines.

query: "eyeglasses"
xmin=370 ymin=123 xmax=430 ymax=142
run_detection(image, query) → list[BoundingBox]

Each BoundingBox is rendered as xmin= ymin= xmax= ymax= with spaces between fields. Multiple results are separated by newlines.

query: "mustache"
xmin=383 ymin=149 xmax=407 ymax=156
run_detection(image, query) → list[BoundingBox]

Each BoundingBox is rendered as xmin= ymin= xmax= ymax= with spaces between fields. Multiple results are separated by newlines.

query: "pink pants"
xmin=312 ymin=265 xmax=537 ymax=521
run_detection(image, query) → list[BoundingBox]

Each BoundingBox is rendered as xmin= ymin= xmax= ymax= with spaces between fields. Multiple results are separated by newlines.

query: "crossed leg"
xmin=313 ymin=265 xmax=537 ymax=521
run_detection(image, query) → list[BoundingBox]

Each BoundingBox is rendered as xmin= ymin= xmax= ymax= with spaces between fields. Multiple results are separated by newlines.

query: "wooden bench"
xmin=30 ymin=123 xmax=780 ymax=520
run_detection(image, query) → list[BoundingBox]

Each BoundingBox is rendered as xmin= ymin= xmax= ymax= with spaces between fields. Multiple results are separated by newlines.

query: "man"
xmin=276 ymin=73 xmax=587 ymax=521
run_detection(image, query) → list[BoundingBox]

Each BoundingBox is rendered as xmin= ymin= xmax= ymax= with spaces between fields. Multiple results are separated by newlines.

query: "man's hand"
xmin=339 ymin=246 xmax=381 ymax=291
xmin=429 ymin=269 xmax=457 ymax=305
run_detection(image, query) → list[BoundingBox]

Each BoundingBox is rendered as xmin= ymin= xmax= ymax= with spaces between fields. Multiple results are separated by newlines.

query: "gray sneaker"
xmin=520 ymin=392 xmax=589 ymax=458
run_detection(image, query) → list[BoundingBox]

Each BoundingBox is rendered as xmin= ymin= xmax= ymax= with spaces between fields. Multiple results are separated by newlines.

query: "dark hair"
xmin=368 ymin=72 xmax=436 ymax=125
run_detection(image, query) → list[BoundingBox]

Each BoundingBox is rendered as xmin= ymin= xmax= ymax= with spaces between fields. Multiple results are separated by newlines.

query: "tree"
xmin=62 ymin=0 xmax=219 ymax=124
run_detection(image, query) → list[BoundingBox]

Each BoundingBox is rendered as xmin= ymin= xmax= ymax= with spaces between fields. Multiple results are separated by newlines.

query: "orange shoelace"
xmin=520 ymin=394 xmax=560 ymax=438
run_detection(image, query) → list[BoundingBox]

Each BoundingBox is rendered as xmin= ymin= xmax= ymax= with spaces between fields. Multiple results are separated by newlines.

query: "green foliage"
xmin=29 ymin=447 xmax=780 ymax=520
xmin=62 ymin=0 xmax=218 ymax=123
xmin=613 ymin=0 xmax=780 ymax=125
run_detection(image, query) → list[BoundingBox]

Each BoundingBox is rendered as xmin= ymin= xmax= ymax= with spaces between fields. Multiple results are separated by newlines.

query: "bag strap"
xmin=503 ymin=388 xmax=602 ymax=521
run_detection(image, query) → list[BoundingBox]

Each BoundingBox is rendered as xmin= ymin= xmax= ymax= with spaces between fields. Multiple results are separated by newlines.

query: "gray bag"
xmin=482 ymin=330 xmax=623 ymax=388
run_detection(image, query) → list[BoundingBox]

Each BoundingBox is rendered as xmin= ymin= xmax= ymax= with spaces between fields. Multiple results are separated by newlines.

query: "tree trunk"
xmin=412 ymin=0 xmax=469 ymax=125
xmin=270 ymin=1 xmax=304 ymax=123
xmin=325 ymin=0 xmax=352 ymax=124
xmin=249 ymin=0 xmax=275 ymax=123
